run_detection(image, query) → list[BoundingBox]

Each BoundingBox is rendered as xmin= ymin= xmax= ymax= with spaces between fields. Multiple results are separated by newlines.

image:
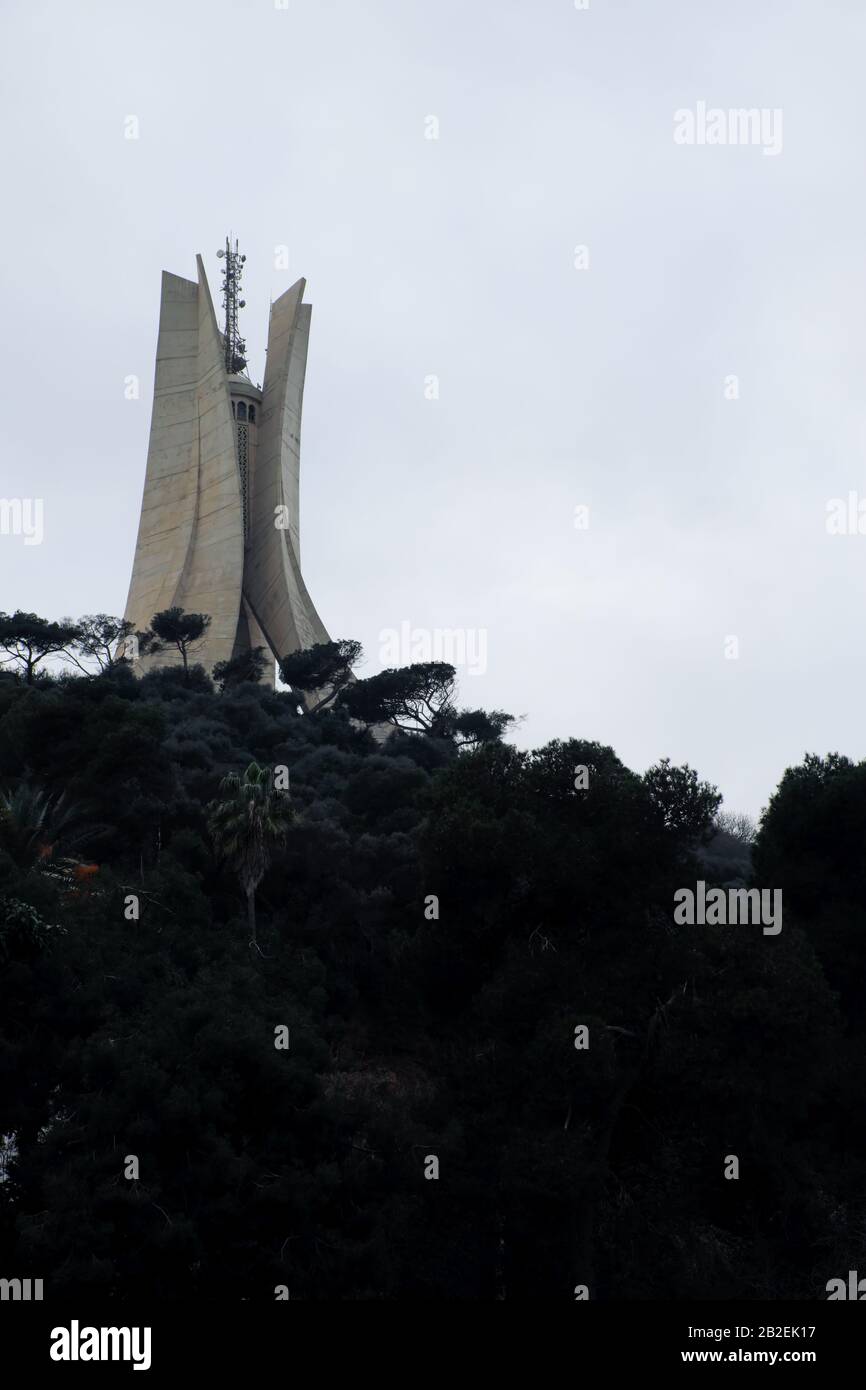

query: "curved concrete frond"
xmin=243 ymin=279 xmax=331 ymax=667
xmin=122 ymin=271 xmax=201 ymax=655
xmin=168 ymin=257 xmax=245 ymax=669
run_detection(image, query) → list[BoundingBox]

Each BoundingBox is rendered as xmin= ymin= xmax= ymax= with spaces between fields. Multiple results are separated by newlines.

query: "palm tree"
xmin=207 ymin=763 xmax=293 ymax=948
xmin=0 ymin=782 xmax=105 ymax=872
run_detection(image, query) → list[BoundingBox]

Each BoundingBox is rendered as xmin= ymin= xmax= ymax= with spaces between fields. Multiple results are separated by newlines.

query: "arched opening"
xmin=248 ymin=404 xmax=256 ymax=424
xmin=237 ymin=401 xmax=248 ymax=422
xmin=231 ymin=400 xmax=236 ymax=419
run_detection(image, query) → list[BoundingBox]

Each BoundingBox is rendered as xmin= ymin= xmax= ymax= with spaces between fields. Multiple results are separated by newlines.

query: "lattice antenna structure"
xmin=216 ymin=236 xmax=248 ymax=374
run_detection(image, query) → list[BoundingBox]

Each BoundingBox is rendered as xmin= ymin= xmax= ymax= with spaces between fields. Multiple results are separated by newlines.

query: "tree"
xmin=0 ymin=897 xmax=65 ymax=966
xmin=212 ymin=647 xmax=268 ymax=692
xmin=279 ymin=639 xmax=362 ymax=712
xmin=0 ymin=782 xmax=104 ymax=872
xmin=642 ymin=757 xmax=721 ymax=844
xmin=207 ymin=762 xmax=294 ymax=948
xmin=0 ymin=611 xmax=81 ymax=684
xmin=753 ymin=751 xmax=866 ymax=1027
xmin=433 ymin=706 xmax=515 ymax=749
xmin=340 ymin=662 xmax=458 ymax=735
xmin=141 ymin=608 xmax=211 ymax=682
xmin=714 ymin=809 xmax=757 ymax=844
xmin=65 ymin=613 xmax=136 ymax=675
xmin=339 ymin=661 xmax=514 ymax=749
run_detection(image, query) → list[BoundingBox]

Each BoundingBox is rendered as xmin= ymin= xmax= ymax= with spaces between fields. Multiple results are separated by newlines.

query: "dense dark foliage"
xmin=0 ymin=664 xmax=860 ymax=1300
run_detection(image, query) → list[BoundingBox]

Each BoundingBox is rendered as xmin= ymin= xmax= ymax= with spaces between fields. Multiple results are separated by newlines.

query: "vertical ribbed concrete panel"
xmin=243 ymin=279 xmax=330 ymax=664
xmin=170 ymin=257 xmax=245 ymax=669
xmin=122 ymin=271 xmax=201 ymax=658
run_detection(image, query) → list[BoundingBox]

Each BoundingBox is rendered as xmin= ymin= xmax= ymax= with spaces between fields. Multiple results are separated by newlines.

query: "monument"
xmin=122 ymin=239 xmax=330 ymax=684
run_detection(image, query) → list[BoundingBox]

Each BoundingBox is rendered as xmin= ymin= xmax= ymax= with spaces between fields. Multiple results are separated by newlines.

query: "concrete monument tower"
xmin=122 ymin=240 xmax=330 ymax=683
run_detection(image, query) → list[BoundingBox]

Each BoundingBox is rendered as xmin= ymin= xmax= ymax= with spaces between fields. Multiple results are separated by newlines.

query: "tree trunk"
xmin=246 ymin=886 xmax=257 ymax=946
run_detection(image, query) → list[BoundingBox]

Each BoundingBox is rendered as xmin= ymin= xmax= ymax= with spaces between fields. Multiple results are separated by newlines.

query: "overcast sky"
xmin=2 ymin=0 xmax=865 ymax=818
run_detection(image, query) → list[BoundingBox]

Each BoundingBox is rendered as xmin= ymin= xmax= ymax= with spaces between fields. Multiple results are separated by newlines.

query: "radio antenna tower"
xmin=216 ymin=235 xmax=248 ymax=374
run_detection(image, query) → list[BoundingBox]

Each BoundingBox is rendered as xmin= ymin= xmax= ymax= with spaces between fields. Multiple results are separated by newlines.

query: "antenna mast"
xmin=216 ymin=236 xmax=248 ymax=374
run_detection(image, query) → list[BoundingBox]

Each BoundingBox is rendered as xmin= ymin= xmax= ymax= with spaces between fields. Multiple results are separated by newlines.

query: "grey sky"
xmin=2 ymin=0 xmax=864 ymax=818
